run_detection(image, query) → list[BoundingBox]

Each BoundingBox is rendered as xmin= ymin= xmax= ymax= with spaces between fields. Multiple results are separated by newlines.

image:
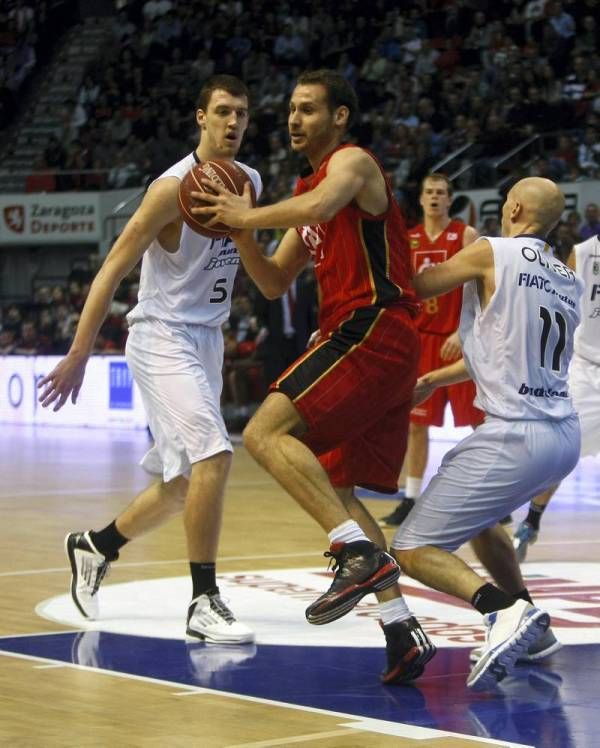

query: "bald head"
xmin=502 ymin=177 xmax=565 ymax=237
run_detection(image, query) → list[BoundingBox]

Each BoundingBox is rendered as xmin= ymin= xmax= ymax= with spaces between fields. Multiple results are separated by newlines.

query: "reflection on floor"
xmin=0 ymin=630 xmax=596 ymax=747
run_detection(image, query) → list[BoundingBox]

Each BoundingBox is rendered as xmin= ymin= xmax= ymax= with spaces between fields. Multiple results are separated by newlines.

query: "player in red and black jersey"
xmin=195 ymin=69 xmax=434 ymax=683
xmin=381 ymin=173 xmax=483 ymax=528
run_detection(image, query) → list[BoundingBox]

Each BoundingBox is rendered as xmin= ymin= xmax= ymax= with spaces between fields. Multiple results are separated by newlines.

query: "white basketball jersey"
xmin=573 ymin=235 xmax=600 ymax=365
xmin=127 ymin=153 xmax=262 ymax=327
xmin=459 ymin=235 xmax=583 ymax=420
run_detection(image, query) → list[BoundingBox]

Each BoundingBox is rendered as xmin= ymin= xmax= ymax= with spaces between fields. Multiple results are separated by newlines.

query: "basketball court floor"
xmin=1 ymin=423 xmax=599 ymax=747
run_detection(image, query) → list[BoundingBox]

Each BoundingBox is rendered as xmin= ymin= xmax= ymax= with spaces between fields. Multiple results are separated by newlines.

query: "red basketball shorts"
xmin=272 ymin=305 xmax=420 ymax=493
xmin=410 ymin=331 xmax=484 ymax=427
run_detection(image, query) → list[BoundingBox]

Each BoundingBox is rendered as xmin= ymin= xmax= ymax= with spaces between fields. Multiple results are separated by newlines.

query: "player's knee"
xmin=163 ymin=475 xmax=188 ymax=510
xmin=242 ymin=418 xmax=266 ymax=461
xmin=191 ymin=450 xmax=232 ymax=484
xmin=393 ymin=547 xmax=418 ymax=576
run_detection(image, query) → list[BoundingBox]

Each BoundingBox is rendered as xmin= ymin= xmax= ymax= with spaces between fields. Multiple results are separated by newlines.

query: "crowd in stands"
xmin=0 ymin=1 xmax=78 ymax=130
xmin=10 ymin=0 xmax=600 ymax=201
xmin=2 ymin=0 xmax=600 ymax=423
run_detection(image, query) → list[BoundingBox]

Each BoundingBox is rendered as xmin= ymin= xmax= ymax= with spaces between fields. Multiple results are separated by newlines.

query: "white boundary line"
xmin=0 ymin=479 xmax=275 ymax=500
xmin=0 ymin=551 xmax=325 ymax=578
xmin=0 ymin=648 xmax=532 ymax=747
xmin=3 ymin=541 xmax=600 ymax=579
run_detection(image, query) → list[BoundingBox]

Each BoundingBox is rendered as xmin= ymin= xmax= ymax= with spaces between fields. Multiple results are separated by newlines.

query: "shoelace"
xmin=323 ymin=548 xmax=343 ymax=574
xmin=208 ymin=594 xmax=235 ymax=624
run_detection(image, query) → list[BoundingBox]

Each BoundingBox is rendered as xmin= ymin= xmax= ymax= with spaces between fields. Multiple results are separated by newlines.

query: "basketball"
xmin=178 ymin=159 xmax=256 ymax=238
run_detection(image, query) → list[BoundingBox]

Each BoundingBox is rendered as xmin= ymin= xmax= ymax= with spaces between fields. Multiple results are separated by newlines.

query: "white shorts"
xmin=126 ymin=318 xmax=231 ymax=483
xmin=391 ymin=414 xmax=581 ymax=553
xmin=571 ymin=352 xmax=600 ymax=457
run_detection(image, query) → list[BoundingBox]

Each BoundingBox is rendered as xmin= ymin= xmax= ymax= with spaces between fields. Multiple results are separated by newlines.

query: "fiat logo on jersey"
xmin=4 ymin=205 xmax=25 ymax=233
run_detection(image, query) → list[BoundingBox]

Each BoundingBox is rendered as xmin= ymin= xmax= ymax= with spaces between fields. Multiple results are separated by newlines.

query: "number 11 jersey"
xmin=459 ymin=235 xmax=583 ymax=420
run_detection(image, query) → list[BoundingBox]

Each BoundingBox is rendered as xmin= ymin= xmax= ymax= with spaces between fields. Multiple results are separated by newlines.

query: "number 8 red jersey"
xmin=409 ymin=219 xmax=467 ymax=335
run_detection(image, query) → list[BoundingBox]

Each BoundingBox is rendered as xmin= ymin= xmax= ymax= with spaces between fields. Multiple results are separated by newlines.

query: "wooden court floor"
xmin=1 ymin=424 xmax=599 ymax=747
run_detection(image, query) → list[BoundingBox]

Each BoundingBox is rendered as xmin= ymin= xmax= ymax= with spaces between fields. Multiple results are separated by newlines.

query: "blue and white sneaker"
xmin=469 ymin=625 xmax=561 ymax=664
xmin=513 ymin=521 xmax=539 ymax=562
xmin=467 ymin=600 xmax=550 ymax=691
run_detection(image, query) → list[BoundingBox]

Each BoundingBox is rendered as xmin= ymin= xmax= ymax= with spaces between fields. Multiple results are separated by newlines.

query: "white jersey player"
xmin=385 ymin=178 xmax=584 ymax=691
xmin=38 ymin=75 xmax=262 ymax=644
xmin=511 ymin=234 xmax=600 ymax=561
xmin=127 ymin=153 xmax=261 ymax=481
xmin=460 ymin=234 xmax=581 ymax=421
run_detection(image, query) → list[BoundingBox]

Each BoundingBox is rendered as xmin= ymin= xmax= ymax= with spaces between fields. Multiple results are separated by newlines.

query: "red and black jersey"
xmin=294 ymin=143 xmax=417 ymax=334
xmin=409 ymin=219 xmax=467 ymax=335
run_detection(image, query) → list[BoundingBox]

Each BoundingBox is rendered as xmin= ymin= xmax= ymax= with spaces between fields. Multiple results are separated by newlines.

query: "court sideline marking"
xmin=0 ymin=648 xmax=531 ymax=747
xmin=4 ymin=538 xmax=600 ymax=579
xmin=0 ymin=551 xmax=325 ymax=578
xmin=0 ymin=478 xmax=275 ymax=500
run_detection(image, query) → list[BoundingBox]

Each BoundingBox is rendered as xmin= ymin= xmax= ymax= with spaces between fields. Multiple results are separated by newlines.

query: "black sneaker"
xmin=381 ymin=617 xmax=436 ymax=684
xmin=65 ymin=531 xmax=112 ymax=619
xmin=379 ymin=498 xmax=415 ymax=527
xmin=305 ymin=540 xmax=400 ymax=625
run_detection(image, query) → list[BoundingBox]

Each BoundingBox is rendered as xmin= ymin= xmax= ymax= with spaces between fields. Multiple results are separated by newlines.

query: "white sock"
xmin=405 ymin=476 xmax=423 ymax=500
xmin=379 ymin=597 xmax=412 ymax=625
xmin=328 ymin=520 xmax=369 ymax=545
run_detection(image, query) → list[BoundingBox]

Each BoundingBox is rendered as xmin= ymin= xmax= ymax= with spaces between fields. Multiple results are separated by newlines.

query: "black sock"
xmin=471 ymin=583 xmax=515 ymax=614
xmin=89 ymin=521 xmax=128 ymax=560
xmin=525 ymin=501 xmax=546 ymax=531
xmin=514 ymin=588 xmax=533 ymax=605
xmin=190 ymin=562 xmax=217 ymax=599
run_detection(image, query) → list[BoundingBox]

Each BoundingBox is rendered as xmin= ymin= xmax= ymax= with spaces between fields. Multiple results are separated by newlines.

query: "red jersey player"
xmin=381 ymin=173 xmax=483 ymax=528
xmin=195 ymin=69 xmax=435 ymax=684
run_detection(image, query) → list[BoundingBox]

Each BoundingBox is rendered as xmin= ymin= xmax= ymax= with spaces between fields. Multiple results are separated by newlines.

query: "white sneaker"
xmin=469 ymin=625 xmax=562 ymax=664
xmin=467 ymin=600 xmax=550 ymax=691
xmin=65 ymin=531 xmax=111 ymax=619
xmin=186 ymin=590 xmax=254 ymax=644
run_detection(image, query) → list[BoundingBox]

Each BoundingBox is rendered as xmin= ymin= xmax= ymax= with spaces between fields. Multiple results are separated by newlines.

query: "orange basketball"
xmin=178 ymin=159 xmax=256 ymax=238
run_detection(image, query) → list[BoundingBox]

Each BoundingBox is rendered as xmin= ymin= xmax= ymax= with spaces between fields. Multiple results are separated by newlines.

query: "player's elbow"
xmin=262 ymin=284 xmax=284 ymax=300
xmin=257 ymin=275 xmax=289 ymax=300
xmin=411 ymin=275 xmax=434 ymax=300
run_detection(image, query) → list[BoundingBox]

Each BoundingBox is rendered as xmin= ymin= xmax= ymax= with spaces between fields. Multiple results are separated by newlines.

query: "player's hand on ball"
xmin=192 ymin=180 xmax=254 ymax=229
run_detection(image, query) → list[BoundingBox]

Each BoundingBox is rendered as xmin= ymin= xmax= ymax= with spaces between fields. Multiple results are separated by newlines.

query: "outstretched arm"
xmin=232 ymin=227 xmax=311 ymax=299
xmin=413 ymin=238 xmax=494 ymax=299
xmin=37 ymin=179 xmax=180 ymax=411
xmin=413 ymin=358 xmax=471 ymax=407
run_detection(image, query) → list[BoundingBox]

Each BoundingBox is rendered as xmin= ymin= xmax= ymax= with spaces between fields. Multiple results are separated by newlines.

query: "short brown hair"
xmin=196 ymin=75 xmax=249 ymax=111
xmin=296 ymin=69 xmax=359 ymax=128
xmin=421 ymin=172 xmax=453 ymax=197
